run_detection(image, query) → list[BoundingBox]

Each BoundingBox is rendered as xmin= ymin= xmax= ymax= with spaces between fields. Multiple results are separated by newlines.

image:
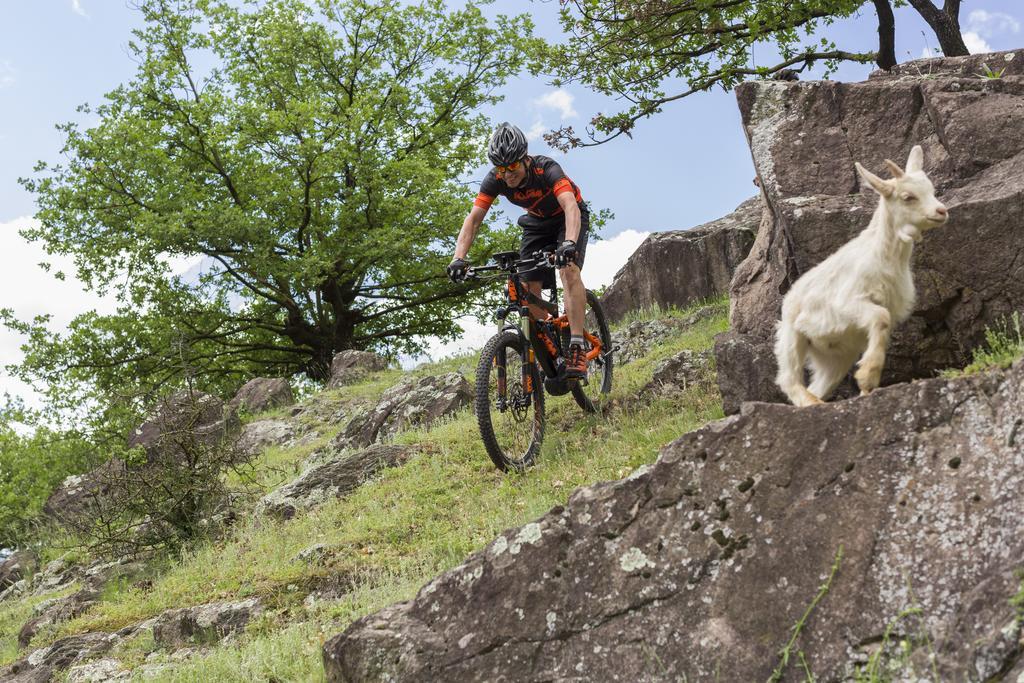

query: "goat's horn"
xmin=884 ymin=159 xmax=904 ymax=178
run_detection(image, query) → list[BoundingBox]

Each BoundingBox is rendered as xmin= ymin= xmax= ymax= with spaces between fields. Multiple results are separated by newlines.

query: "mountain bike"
xmin=466 ymin=250 xmax=615 ymax=472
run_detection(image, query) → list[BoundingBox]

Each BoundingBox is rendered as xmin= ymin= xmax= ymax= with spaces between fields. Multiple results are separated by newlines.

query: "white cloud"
xmin=408 ymin=229 xmax=649 ymax=366
xmin=71 ymin=0 xmax=88 ymax=17
xmin=962 ymin=31 xmax=993 ymax=55
xmin=0 ymin=217 xmax=119 ymax=409
xmin=0 ymin=61 xmax=15 ymax=89
xmin=525 ymin=120 xmax=546 ymax=143
xmin=533 ymin=89 xmax=577 ymax=121
xmin=967 ymin=10 xmax=1021 ymax=37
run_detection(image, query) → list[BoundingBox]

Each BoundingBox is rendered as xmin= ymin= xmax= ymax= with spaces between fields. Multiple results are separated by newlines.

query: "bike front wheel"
xmin=475 ymin=330 xmax=545 ymax=472
xmin=571 ymin=289 xmax=614 ymax=413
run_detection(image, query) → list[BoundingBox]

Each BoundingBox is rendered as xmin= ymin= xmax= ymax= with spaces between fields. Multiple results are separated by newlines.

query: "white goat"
xmin=774 ymin=145 xmax=949 ymax=407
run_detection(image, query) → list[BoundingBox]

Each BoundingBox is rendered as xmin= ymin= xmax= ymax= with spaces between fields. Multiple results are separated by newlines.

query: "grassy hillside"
xmin=2 ymin=299 xmax=729 ymax=681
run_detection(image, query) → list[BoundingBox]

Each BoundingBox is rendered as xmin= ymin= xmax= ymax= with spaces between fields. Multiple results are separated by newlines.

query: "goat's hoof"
xmin=859 ymin=389 xmax=871 ymax=396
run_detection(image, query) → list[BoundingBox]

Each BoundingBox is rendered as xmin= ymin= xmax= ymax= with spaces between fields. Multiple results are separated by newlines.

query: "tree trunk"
xmin=907 ymin=0 xmax=970 ymax=56
xmin=872 ymin=0 xmax=896 ymax=70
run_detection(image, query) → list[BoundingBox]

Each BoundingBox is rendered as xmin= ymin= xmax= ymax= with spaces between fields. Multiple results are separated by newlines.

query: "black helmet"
xmin=487 ymin=122 xmax=528 ymax=166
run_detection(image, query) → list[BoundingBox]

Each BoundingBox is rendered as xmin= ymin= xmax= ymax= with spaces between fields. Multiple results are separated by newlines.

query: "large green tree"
xmin=6 ymin=0 xmax=531 ymax=423
xmin=545 ymin=0 xmax=970 ymax=148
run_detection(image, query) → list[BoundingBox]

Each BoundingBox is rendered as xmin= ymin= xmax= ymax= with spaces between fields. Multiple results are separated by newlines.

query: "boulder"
xmin=127 ymin=390 xmax=240 ymax=462
xmin=332 ymin=373 xmax=472 ymax=450
xmin=0 ymin=632 xmax=117 ymax=682
xmin=716 ymin=50 xmax=1024 ymax=412
xmin=66 ymin=658 xmax=130 ymax=682
xmin=0 ymin=550 xmax=34 ymax=590
xmin=236 ymin=418 xmax=297 ymax=458
xmin=608 ymin=303 xmax=722 ymax=367
xmin=640 ymin=349 xmax=714 ymax=396
xmin=228 ymin=377 xmax=295 ymax=414
xmin=42 ymin=460 xmax=125 ymax=522
xmin=0 ymin=579 xmax=27 ymax=603
xmin=19 ymin=559 xmax=141 ymax=647
xmin=30 ymin=558 xmax=79 ymax=595
xmin=327 ymin=350 xmax=389 ymax=389
xmin=324 ymin=362 xmax=1024 ymax=682
xmin=259 ymin=444 xmax=414 ymax=519
xmin=19 ymin=584 xmax=101 ymax=647
xmin=151 ymin=598 xmax=263 ymax=649
xmin=600 ymin=198 xmax=758 ymax=324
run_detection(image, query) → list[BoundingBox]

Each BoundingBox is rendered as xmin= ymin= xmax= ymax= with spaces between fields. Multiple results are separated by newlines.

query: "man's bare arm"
xmin=556 ymin=192 xmax=581 ymax=242
xmin=454 ymin=205 xmax=489 ymax=259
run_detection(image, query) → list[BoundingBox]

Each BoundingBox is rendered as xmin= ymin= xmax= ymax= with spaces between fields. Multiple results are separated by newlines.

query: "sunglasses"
xmin=495 ymin=159 xmax=524 ymax=174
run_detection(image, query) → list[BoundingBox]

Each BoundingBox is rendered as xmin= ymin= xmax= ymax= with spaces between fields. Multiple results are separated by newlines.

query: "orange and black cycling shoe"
xmin=564 ymin=343 xmax=588 ymax=380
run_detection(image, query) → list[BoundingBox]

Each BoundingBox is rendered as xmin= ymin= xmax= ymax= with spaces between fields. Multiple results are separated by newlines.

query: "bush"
xmin=945 ymin=312 xmax=1024 ymax=377
xmin=0 ymin=426 xmax=98 ymax=549
xmin=49 ymin=389 xmax=251 ymax=558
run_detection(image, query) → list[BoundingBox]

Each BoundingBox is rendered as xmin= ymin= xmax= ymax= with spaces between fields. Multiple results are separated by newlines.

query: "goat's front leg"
xmin=854 ymin=305 xmax=892 ymax=395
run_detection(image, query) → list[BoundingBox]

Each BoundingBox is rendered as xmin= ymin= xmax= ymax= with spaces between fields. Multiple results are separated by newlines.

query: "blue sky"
xmin=0 ymin=0 xmax=1021 ymax=405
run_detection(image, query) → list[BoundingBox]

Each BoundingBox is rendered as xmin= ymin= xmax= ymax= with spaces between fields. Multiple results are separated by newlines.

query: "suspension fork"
xmin=520 ymin=314 xmax=535 ymax=395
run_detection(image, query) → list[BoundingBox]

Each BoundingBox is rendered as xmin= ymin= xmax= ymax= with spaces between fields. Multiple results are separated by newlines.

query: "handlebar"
xmin=466 ymin=250 xmax=555 ymax=280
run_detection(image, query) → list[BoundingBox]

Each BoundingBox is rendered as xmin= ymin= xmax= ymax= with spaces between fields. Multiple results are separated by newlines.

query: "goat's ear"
xmin=906 ymin=145 xmax=924 ymax=173
xmin=884 ymin=159 xmax=905 ymax=178
xmin=855 ymin=162 xmax=894 ymax=197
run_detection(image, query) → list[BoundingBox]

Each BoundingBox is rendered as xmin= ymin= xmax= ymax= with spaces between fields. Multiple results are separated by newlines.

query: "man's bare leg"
xmin=523 ymin=280 xmax=548 ymax=321
xmin=559 ymin=264 xmax=585 ymax=337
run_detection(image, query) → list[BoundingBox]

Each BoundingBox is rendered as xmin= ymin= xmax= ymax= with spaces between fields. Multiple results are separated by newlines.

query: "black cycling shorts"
xmin=517 ymin=205 xmax=590 ymax=288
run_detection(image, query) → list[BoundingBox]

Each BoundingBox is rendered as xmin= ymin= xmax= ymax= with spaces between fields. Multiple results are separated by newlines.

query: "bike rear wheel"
xmin=571 ymin=290 xmax=613 ymax=413
xmin=475 ymin=330 xmax=545 ymax=472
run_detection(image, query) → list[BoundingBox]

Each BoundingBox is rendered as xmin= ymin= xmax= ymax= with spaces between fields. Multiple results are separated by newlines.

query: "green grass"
xmin=943 ymin=311 xmax=1024 ymax=378
xmin=0 ymin=583 xmax=80 ymax=665
xmin=609 ymin=294 xmax=729 ymax=328
xmin=7 ymin=300 xmax=729 ymax=680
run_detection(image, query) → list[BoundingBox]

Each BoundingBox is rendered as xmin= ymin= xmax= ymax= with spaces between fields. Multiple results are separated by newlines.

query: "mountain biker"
xmin=448 ymin=122 xmax=592 ymax=379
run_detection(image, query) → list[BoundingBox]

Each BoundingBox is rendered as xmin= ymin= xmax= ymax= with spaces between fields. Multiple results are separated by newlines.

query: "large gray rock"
xmin=0 ymin=550 xmax=34 ymax=591
xmin=324 ymin=361 xmax=1024 ymax=682
xmin=333 ymin=373 xmax=472 ymax=450
xmin=18 ymin=559 xmax=142 ymax=647
xmin=151 ymin=598 xmax=263 ymax=648
xmin=0 ymin=632 xmax=118 ymax=682
xmin=42 ymin=460 xmax=124 ymax=522
xmin=236 ymin=418 xmax=297 ymax=458
xmin=127 ymin=390 xmax=240 ymax=462
xmin=640 ymin=349 xmax=714 ymax=397
xmin=327 ymin=350 xmax=389 ymax=389
xmin=609 ymin=303 xmax=724 ymax=366
xmin=228 ymin=377 xmax=295 ymax=414
xmin=259 ymin=444 xmax=414 ymax=519
xmin=600 ymin=198 xmax=759 ymax=324
xmin=716 ymin=50 xmax=1024 ymax=412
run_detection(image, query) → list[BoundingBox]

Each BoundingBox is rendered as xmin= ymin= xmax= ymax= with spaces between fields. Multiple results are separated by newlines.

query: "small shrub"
xmin=944 ymin=312 xmax=1024 ymax=377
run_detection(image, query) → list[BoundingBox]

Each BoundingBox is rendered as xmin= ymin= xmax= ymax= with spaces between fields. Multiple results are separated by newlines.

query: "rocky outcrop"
xmin=259 ymin=444 xmax=414 ymax=519
xmin=66 ymin=658 xmax=129 ymax=682
xmin=609 ymin=303 xmax=723 ymax=366
xmin=640 ymin=349 xmax=714 ymax=397
xmin=600 ymin=198 xmax=759 ymax=324
xmin=332 ymin=373 xmax=472 ymax=450
xmin=18 ymin=559 xmax=143 ymax=647
xmin=0 ymin=633 xmax=118 ymax=682
xmin=228 ymin=377 xmax=294 ymax=414
xmin=328 ymin=350 xmax=389 ymax=389
xmin=42 ymin=461 xmax=123 ymax=522
xmin=0 ymin=551 xmax=34 ymax=591
xmin=325 ymin=361 xmax=1024 ymax=682
xmin=716 ymin=50 xmax=1024 ymax=412
xmin=127 ymin=390 xmax=240 ymax=462
xmin=151 ymin=598 xmax=263 ymax=648
xmin=236 ymin=418 xmax=297 ymax=458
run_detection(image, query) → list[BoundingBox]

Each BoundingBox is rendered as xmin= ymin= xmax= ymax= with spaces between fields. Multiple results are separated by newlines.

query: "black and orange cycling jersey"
xmin=474 ymin=155 xmax=583 ymax=219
